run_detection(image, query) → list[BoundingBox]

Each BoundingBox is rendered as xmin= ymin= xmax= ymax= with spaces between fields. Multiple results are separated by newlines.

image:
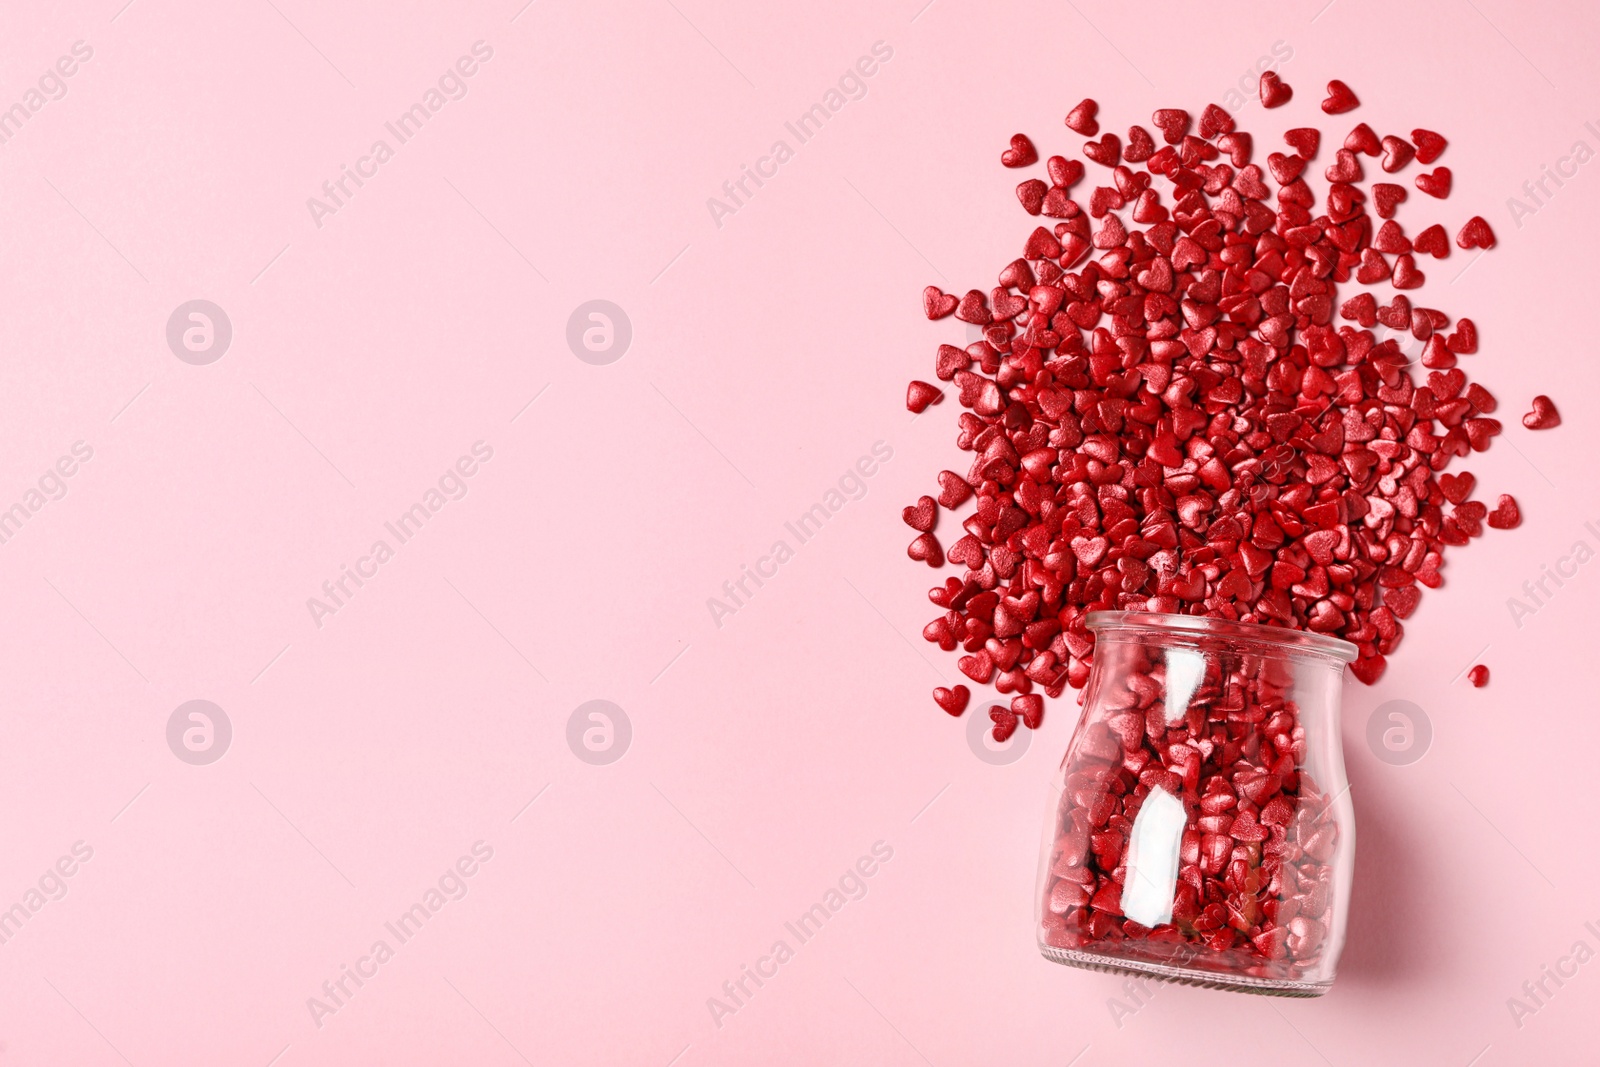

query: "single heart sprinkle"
xmin=1523 ymin=395 xmax=1560 ymax=429
xmin=1321 ymin=79 xmax=1359 ymax=114
xmin=1467 ymin=665 xmax=1489 ymax=688
xmin=1259 ymin=71 xmax=1292 ymax=108
xmin=933 ymin=685 xmax=970 ymax=716
xmin=906 ymin=380 xmax=943 ymax=413
xmin=1002 ymin=133 xmax=1038 ymax=168
xmin=1488 ymin=494 xmax=1521 ymax=530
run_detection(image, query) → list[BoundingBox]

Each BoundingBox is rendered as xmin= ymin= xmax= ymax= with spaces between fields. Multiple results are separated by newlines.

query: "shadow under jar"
xmin=1036 ymin=611 xmax=1357 ymax=997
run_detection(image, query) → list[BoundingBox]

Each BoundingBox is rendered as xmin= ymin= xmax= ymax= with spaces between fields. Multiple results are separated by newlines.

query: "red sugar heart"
xmin=902 ymin=494 xmax=938 ymax=531
xmin=1016 ymin=179 xmax=1046 ymax=215
xmin=1324 ymin=148 xmax=1362 ymax=183
xmin=1412 ymin=224 xmax=1449 ymax=258
xmin=937 ymin=470 xmax=972 ymax=509
xmin=1259 ymin=71 xmax=1292 ymax=108
xmin=1522 ymin=395 xmax=1560 ymax=429
xmin=1373 ymin=220 xmax=1411 ymax=254
xmin=1344 ymin=123 xmax=1381 ymax=156
xmin=1467 ymin=665 xmax=1489 ymax=688
xmin=933 ymin=685 xmax=970 ymax=716
xmin=906 ymin=380 xmax=943 ymax=413
xmin=1064 ymin=98 xmax=1099 ymax=136
xmin=1385 ymin=584 xmax=1420 ymax=618
xmin=1321 ymin=79 xmax=1360 ymax=114
xmin=1082 ymin=133 xmax=1121 ymax=167
xmin=1198 ymin=103 xmax=1234 ymax=139
xmin=1283 ymin=127 xmax=1320 ymax=158
xmin=1124 ymin=125 xmax=1155 ymax=163
xmin=1415 ymin=167 xmax=1452 ymax=198
xmin=989 ymin=705 xmax=1018 ymax=742
xmin=954 ymin=290 xmax=990 ymax=325
xmin=1391 ymin=253 xmax=1424 ymax=290
xmin=922 ymin=286 xmax=957 ymax=319
xmin=1012 ymin=693 xmax=1044 ymax=729
xmin=1001 ymin=133 xmax=1038 ymax=168
xmin=1380 ymin=135 xmax=1415 ymax=173
xmin=1488 ymin=494 xmax=1521 ymax=530
xmin=1267 ymin=152 xmax=1305 ymax=185
xmin=1372 ymin=182 xmax=1407 ymax=218
xmin=907 ymin=532 xmax=943 ymax=566
xmin=1047 ymin=155 xmax=1085 ymax=188
xmin=1216 ymin=131 xmax=1251 ymax=167
xmin=1412 ymin=128 xmax=1447 ymax=164
xmin=1456 ymin=215 xmax=1496 ymax=250
xmin=1439 ymin=472 xmax=1476 ymax=504
xmin=1151 ymin=108 xmax=1190 ymax=144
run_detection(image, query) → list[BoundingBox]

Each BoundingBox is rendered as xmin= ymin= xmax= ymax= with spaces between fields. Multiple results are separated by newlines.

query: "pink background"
xmin=0 ymin=0 xmax=1595 ymax=1062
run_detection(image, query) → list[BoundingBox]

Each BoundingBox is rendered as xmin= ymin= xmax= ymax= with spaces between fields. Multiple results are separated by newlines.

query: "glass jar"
xmin=1035 ymin=610 xmax=1357 ymax=997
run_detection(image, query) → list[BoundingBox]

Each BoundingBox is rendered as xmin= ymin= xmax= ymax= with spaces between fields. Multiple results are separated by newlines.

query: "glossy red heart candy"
xmin=903 ymin=494 xmax=938 ymax=531
xmin=1415 ymin=167 xmax=1452 ymax=198
xmin=1456 ymin=215 xmax=1496 ymax=250
xmin=933 ymin=685 xmax=970 ymax=716
xmin=923 ymin=286 xmax=957 ymax=319
xmin=1002 ymin=133 xmax=1038 ymax=168
xmin=1522 ymin=395 xmax=1560 ymax=429
xmin=1412 ymin=128 xmax=1447 ymax=164
xmin=1064 ymin=98 xmax=1099 ymax=136
xmin=1259 ymin=71 xmax=1292 ymax=108
xmin=907 ymin=380 xmax=943 ymax=413
xmin=1321 ymin=80 xmax=1359 ymax=114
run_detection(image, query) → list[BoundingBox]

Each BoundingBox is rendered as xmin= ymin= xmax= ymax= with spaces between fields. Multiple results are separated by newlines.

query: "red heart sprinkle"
xmin=1266 ymin=152 xmax=1305 ymax=185
xmin=954 ymin=290 xmax=990 ymax=325
xmin=1488 ymin=494 xmax=1521 ymax=530
xmin=1064 ymin=98 xmax=1098 ymax=136
xmin=1391 ymin=253 xmax=1424 ymax=290
xmin=1385 ymin=584 xmax=1420 ymax=618
xmin=1151 ymin=108 xmax=1190 ymax=144
xmin=1001 ymin=133 xmax=1038 ymax=168
xmin=1415 ymin=167 xmax=1452 ymax=198
xmin=907 ymin=380 xmax=943 ymax=413
xmin=1321 ymin=80 xmax=1359 ymax=114
xmin=1373 ymin=220 xmax=1411 ymax=255
xmin=1216 ymin=131 xmax=1252 ymax=167
xmin=1456 ymin=215 xmax=1496 ymax=250
xmin=1467 ymin=665 xmax=1489 ymax=688
xmin=1447 ymin=318 xmax=1478 ymax=354
xmin=989 ymin=704 xmax=1018 ymax=742
xmin=907 ymin=532 xmax=944 ymax=566
xmin=1283 ymin=127 xmax=1320 ymax=158
xmin=1259 ymin=71 xmax=1292 ymax=108
xmin=1047 ymin=155 xmax=1085 ymax=188
xmin=1372 ymin=182 xmax=1407 ymax=218
xmin=1439 ymin=472 xmax=1476 ymax=504
xmin=1522 ymin=395 xmax=1560 ymax=429
xmin=1198 ymin=103 xmax=1234 ymax=139
xmin=903 ymin=494 xmax=938 ymax=531
xmin=1412 ymin=223 xmax=1449 ymax=258
xmin=1082 ymin=133 xmax=1121 ymax=167
xmin=923 ymin=286 xmax=957 ymax=319
xmin=1016 ymin=179 xmax=1046 ymax=215
xmin=1344 ymin=123 xmax=1381 ymax=156
xmin=1012 ymin=693 xmax=1044 ymax=729
xmin=937 ymin=470 xmax=973 ymax=508
xmin=933 ymin=685 xmax=970 ymax=716
xmin=1412 ymin=128 xmax=1447 ymax=164
xmin=1380 ymin=135 xmax=1415 ymax=173
xmin=1124 ymin=125 xmax=1155 ymax=163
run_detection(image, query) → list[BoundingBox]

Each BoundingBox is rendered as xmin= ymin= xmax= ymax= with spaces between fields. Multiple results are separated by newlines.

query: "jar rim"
xmin=1085 ymin=610 xmax=1359 ymax=664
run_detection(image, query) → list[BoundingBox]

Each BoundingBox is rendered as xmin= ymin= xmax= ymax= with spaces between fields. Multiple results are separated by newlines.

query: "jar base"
xmin=1039 ymin=944 xmax=1330 ymax=998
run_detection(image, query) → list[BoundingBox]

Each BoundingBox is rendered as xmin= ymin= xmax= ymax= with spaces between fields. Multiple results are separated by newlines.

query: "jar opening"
xmin=1084 ymin=610 xmax=1359 ymax=664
